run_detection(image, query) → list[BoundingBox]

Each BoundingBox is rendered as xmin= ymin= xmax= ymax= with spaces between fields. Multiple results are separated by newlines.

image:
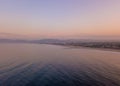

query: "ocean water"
xmin=0 ymin=43 xmax=120 ymax=86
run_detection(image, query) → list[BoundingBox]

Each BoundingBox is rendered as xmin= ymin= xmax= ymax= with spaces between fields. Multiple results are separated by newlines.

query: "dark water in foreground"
xmin=0 ymin=43 xmax=120 ymax=86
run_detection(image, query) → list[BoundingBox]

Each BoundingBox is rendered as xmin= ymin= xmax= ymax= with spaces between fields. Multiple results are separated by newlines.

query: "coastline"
xmin=47 ymin=43 xmax=120 ymax=52
xmin=66 ymin=45 xmax=120 ymax=52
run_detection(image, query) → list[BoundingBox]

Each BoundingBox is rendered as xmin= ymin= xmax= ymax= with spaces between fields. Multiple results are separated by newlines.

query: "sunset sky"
xmin=0 ymin=0 xmax=120 ymax=39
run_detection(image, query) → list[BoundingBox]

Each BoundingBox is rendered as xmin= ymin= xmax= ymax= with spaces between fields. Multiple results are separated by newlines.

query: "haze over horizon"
xmin=0 ymin=0 xmax=120 ymax=39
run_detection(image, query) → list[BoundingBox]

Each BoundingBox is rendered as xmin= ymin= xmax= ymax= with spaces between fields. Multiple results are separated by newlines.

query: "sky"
xmin=0 ymin=0 xmax=120 ymax=39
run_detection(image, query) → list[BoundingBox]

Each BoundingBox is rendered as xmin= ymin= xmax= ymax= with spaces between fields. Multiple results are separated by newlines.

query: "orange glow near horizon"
xmin=0 ymin=1 xmax=120 ymax=39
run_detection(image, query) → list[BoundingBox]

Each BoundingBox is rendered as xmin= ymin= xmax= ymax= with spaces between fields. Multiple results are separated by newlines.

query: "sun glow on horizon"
xmin=0 ymin=0 xmax=120 ymax=39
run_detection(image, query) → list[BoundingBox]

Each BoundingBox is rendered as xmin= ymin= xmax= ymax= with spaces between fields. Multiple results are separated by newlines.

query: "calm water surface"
xmin=0 ymin=43 xmax=120 ymax=86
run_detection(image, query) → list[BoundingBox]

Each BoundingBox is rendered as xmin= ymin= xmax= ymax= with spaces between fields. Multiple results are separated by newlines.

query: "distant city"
xmin=0 ymin=38 xmax=120 ymax=51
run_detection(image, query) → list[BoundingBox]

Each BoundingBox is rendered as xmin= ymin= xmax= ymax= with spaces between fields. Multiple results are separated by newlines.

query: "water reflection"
xmin=0 ymin=43 xmax=120 ymax=86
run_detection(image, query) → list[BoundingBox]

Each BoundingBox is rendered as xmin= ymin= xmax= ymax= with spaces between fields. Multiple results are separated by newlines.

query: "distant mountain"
xmin=32 ymin=39 xmax=65 ymax=44
xmin=0 ymin=39 xmax=30 ymax=43
xmin=0 ymin=38 xmax=65 ymax=44
xmin=0 ymin=38 xmax=120 ymax=51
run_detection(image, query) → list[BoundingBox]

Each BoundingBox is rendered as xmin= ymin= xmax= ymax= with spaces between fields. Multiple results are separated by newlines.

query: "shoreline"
xmin=66 ymin=45 xmax=120 ymax=52
xmin=47 ymin=43 xmax=120 ymax=52
xmin=0 ymin=42 xmax=120 ymax=52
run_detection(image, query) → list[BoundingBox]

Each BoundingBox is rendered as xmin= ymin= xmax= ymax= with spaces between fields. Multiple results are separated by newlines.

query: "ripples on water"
xmin=0 ymin=44 xmax=120 ymax=86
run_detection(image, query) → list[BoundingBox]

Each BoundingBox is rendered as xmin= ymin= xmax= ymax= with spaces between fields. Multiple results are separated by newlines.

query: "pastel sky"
xmin=0 ymin=0 xmax=120 ymax=39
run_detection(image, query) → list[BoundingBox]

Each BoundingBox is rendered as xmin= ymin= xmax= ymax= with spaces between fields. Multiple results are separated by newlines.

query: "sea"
xmin=0 ymin=43 xmax=120 ymax=86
